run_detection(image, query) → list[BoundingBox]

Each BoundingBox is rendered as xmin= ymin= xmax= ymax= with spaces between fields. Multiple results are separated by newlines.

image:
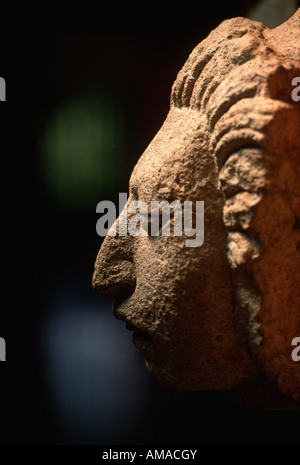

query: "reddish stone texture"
xmin=93 ymin=10 xmax=300 ymax=409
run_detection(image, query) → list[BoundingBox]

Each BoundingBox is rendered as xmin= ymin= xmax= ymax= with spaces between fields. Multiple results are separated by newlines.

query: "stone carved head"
xmin=93 ymin=11 xmax=300 ymax=409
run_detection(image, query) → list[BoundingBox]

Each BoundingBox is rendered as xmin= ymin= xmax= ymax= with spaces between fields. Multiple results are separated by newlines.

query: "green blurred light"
xmin=40 ymin=95 xmax=124 ymax=210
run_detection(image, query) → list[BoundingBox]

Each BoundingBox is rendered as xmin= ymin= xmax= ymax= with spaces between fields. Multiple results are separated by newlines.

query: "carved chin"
xmin=143 ymin=359 xmax=202 ymax=391
xmin=143 ymin=358 xmax=249 ymax=392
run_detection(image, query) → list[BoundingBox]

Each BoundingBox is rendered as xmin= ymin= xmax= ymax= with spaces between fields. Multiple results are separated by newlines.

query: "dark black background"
xmin=0 ymin=2 xmax=299 ymax=446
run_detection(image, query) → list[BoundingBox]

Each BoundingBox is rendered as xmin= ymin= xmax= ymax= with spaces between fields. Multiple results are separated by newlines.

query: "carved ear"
xmin=218 ymin=147 xmax=265 ymax=372
xmin=218 ymin=147 xmax=268 ymax=269
xmin=219 ymin=140 xmax=300 ymax=405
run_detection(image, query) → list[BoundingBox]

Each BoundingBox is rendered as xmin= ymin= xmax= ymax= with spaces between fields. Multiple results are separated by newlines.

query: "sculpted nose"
xmin=92 ymin=232 xmax=136 ymax=296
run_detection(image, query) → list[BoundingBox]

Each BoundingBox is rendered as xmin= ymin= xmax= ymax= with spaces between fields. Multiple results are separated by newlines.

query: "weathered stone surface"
xmin=93 ymin=10 xmax=300 ymax=409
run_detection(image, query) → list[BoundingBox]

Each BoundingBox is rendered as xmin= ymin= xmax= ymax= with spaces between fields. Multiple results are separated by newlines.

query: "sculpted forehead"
xmin=130 ymin=108 xmax=213 ymax=201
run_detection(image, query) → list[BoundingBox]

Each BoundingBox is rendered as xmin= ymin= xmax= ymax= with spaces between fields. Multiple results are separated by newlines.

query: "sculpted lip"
xmin=126 ymin=322 xmax=153 ymax=344
xmin=131 ymin=330 xmax=154 ymax=362
xmin=112 ymin=290 xmax=133 ymax=320
xmin=113 ymin=293 xmax=154 ymax=360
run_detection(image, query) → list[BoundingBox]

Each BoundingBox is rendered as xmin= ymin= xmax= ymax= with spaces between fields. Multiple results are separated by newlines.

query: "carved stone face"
xmin=93 ymin=107 xmax=256 ymax=391
xmin=93 ymin=11 xmax=300 ymax=408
